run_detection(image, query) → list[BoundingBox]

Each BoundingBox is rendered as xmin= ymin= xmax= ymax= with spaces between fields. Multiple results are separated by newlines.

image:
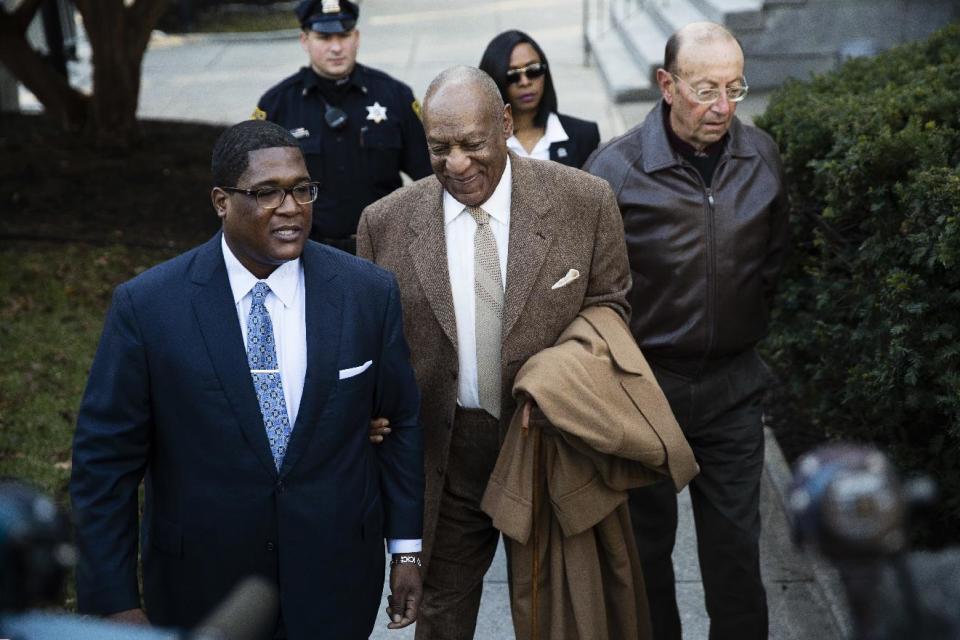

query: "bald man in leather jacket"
xmin=584 ymin=22 xmax=790 ymax=640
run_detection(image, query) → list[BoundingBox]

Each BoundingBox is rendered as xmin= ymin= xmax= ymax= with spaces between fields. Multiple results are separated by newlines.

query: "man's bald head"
xmin=657 ymin=21 xmax=745 ymax=151
xmin=664 ymin=21 xmax=741 ymax=76
xmin=423 ymin=65 xmax=505 ymax=131
xmin=421 ymin=66 xmax=513 ymax=208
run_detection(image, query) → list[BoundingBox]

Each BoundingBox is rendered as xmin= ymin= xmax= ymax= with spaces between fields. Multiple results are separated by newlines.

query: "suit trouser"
xmin=416 ymin=407 xmax=501 ymax=640
xmin=628 ymin=349 xmax=770 ymax=640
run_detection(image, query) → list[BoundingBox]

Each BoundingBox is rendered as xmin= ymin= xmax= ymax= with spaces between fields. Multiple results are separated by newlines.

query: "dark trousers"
xmin=629 ymin=350 xmax=770 ymax=640
xmin=416 ymin=408 xmax=501 ymax=640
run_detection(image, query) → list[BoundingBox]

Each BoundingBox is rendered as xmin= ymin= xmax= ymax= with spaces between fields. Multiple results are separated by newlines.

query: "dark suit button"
xmin=276 ymin=481 xmax=285 ymax=494
xmin=436 ymin=466 xmax=444 ymax=476
xmin=266 ymin=541 xmax=275 ymax=552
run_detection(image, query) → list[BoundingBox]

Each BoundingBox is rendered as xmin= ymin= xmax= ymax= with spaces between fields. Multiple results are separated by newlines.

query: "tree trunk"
xmin=0 ymin=25 xmax=88 ymax=128
xmin=0 ymin=0 xmax=88 ymax=129
xmin=0 ymin=0 xmax=168 ymax=147
xmin=76 ymin=0 xmax=142 ymax=145
xmin=75 ymin=0 xmax=169 ymax=146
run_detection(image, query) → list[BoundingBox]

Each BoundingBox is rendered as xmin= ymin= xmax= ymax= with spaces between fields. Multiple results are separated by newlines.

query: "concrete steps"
xmin=589 ymin=0 xmax=959 ymax=103
xmin=590 ymin=0 xmax=772 ymax=101
xmin=688 ymin=0 xmax=766 ymax=30
xmin=609 ymin=6 xmax=665 ymax=97
xmin=646 ymin=0 xmax=710 ymax=37
xmin=584 ymin=17 xmax=655 ymax=102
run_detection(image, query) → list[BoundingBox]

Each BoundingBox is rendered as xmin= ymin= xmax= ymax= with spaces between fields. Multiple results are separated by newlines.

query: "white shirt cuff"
xmin=387 ymin=539 xmax=422 ymax=554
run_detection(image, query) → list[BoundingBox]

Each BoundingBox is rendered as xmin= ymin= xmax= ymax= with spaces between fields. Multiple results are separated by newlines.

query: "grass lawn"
xmin=0 ymin=242 xmax=177 ymax=501
xmin=193 ymin=10 xmax=299 ymax=33
xmin=0 ymin=113 xmax=223 ymax=489
xmin=0 ymin=113 xmax=224 ymax=606
xmin=160 ymin=3 xmax=300 ymax=34
xmin=0 ymin=242 xmax=177 ymax=609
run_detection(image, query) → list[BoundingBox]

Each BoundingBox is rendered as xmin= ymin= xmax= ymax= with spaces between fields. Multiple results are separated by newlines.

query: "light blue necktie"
xmin=247 ymin=281 xmax=292 ymax=471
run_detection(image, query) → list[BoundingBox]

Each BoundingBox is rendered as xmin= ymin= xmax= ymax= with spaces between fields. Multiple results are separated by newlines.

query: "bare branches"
xmin=126 ymin=0 xmax=170 ymax=63
xmin=1 ymin=0 xmax=170 ymax=144
xmin=5 ymin=0 xmax=47 ymax=32
xmin=0 ymin=0 xmax=40 ymax=38
xmin=0 ymin=30 xmax=88 ymax=129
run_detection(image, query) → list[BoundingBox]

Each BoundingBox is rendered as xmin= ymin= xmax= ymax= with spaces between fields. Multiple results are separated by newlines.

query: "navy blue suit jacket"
xmin=70 ymin=234 xmax=424 ymax=639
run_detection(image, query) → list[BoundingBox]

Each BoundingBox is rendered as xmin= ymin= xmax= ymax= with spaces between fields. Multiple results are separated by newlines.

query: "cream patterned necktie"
xmin=468 ymin=206 xmax=503 ymax=419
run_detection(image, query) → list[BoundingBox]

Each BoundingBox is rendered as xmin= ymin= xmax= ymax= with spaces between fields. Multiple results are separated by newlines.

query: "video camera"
xmin=0 ymin=480 xmax=278 ymax=640
xmin=787 ymin=443 xmax=960 ymax=640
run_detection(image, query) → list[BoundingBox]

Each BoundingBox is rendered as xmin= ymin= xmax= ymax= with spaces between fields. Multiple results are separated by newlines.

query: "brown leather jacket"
xmin=585 ymin=101 xmax=790 ymax=374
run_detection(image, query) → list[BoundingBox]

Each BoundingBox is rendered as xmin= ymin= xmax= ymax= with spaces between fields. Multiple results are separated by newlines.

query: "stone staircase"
xmin=586 ymin=0 xmax=960 ymax=102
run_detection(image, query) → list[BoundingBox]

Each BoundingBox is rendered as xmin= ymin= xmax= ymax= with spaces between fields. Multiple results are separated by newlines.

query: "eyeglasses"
xmin=221 ymin=182 xmax=319 ymax=210
xmin=506 ymin=62 xmax=548 ymax=84
xmin=670 ymin=73 xmax=749 ymax=104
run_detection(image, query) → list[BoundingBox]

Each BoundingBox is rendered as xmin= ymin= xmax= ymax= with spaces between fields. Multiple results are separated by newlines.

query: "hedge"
xmin=755 ymin=23 xmax=960 ymax=546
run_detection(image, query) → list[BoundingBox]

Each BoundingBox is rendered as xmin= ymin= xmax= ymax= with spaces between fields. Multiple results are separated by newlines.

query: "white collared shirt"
xmin=506 ymin=112 xmax=569 ymax=161
xmin=221 ymin=237 xmax=420 ymax=554
xmin=443 ymin=158 xmax=512 ymax=409
xmin=222 ymin=235 xmax=306 ymax=427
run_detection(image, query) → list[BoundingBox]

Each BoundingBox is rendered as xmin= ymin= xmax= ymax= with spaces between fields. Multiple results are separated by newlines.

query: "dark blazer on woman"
xmin=550 ymin=113 xmax=601 ymax=169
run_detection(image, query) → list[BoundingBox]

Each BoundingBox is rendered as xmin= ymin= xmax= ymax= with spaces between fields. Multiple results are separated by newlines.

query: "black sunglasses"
xmin=505 ymin=62 xmax=548 ymax=84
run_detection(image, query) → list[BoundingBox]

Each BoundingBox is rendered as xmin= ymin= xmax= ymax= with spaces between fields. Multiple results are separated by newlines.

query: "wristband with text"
xmin=390 ymin=553 xmax=422 ymax=567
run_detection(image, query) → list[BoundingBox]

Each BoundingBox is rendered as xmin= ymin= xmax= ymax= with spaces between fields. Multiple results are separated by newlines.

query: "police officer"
xmin=254 ymin=0 xmax=432 ymax=254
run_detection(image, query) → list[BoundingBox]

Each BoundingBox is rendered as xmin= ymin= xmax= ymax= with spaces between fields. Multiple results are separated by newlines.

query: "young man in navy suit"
xmin=70 ymin=120 xmax=424 ymax=639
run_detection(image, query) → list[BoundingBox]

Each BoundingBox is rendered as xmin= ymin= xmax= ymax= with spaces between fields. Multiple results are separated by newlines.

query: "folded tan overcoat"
xmin=481 ymin=305 xmax=699 ymax=640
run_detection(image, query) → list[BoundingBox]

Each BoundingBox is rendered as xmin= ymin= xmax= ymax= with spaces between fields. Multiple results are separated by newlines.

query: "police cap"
xmin=296 ymin=0 xmax=359 ymax=34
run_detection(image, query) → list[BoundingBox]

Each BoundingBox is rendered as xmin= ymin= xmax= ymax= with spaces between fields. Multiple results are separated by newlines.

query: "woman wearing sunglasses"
xmin=479 ymin=30 xmax=601 ymax=169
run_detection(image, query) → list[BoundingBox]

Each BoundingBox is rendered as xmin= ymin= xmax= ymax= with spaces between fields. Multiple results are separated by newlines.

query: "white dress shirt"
xmin=506 ymin=112 xmax=569 ymax=161
xmin=223 ymin=235 xmax=306 ymax=426
xmin=443 ymin=158 xmax=512 ymax=409
xmin=221 ymin=237 xmax=420 ymax=554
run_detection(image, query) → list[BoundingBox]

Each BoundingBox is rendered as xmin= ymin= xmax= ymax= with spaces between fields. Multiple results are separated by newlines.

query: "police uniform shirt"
xmin=255 ymin=64 xmax=432 ymax=240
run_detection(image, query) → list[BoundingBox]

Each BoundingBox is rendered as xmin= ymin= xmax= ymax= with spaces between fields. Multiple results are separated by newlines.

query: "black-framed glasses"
xmin=670 ymin=73 xmax=749 ymax=104
xmin=221 ymin=182 xmax=319 ymax=210
xmin=506 ymin=62 xmax=548 ymax=84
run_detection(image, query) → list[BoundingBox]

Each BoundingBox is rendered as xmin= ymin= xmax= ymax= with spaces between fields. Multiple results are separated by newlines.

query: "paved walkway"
xmin=25 ymin=1 xmax=851 ymax=637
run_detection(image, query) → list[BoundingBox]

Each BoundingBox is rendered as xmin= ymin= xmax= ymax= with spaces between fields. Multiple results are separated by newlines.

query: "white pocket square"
xmin=339 ymin=360 xmax=373 ymax=380
xmin=551 ymin=269 xmax=581 ymax=290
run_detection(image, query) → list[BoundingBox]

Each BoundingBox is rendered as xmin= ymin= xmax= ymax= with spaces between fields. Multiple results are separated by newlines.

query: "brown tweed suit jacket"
xmin=357 ymin=152 xmax=631 ymax=568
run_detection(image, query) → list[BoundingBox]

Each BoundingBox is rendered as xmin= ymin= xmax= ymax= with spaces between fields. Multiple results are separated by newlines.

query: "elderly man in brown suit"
xmin=357 ymin=66 xmax=631 ymax=639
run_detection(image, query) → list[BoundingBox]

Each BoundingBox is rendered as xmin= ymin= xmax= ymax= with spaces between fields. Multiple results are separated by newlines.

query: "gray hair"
xmin=423 ymin=66 xmax=505 ymax=126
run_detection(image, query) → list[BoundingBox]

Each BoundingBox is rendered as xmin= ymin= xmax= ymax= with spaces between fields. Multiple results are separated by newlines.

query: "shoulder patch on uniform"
xmin=251 ymin=107 xmax=267 ymax=120
xmin=411 ymin=99 xmax=422 ymax=121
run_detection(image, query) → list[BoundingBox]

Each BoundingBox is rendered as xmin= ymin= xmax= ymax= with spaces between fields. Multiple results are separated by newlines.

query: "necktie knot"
xmin=252 ymin=281 xmax=271 ymax=303
xmin=467 ymin=206 xmax=490 ymax=226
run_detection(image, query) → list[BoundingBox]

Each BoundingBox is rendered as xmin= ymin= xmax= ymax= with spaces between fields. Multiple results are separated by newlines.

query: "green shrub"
xmin=756 ymin=23 xmax=960 ymax=546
